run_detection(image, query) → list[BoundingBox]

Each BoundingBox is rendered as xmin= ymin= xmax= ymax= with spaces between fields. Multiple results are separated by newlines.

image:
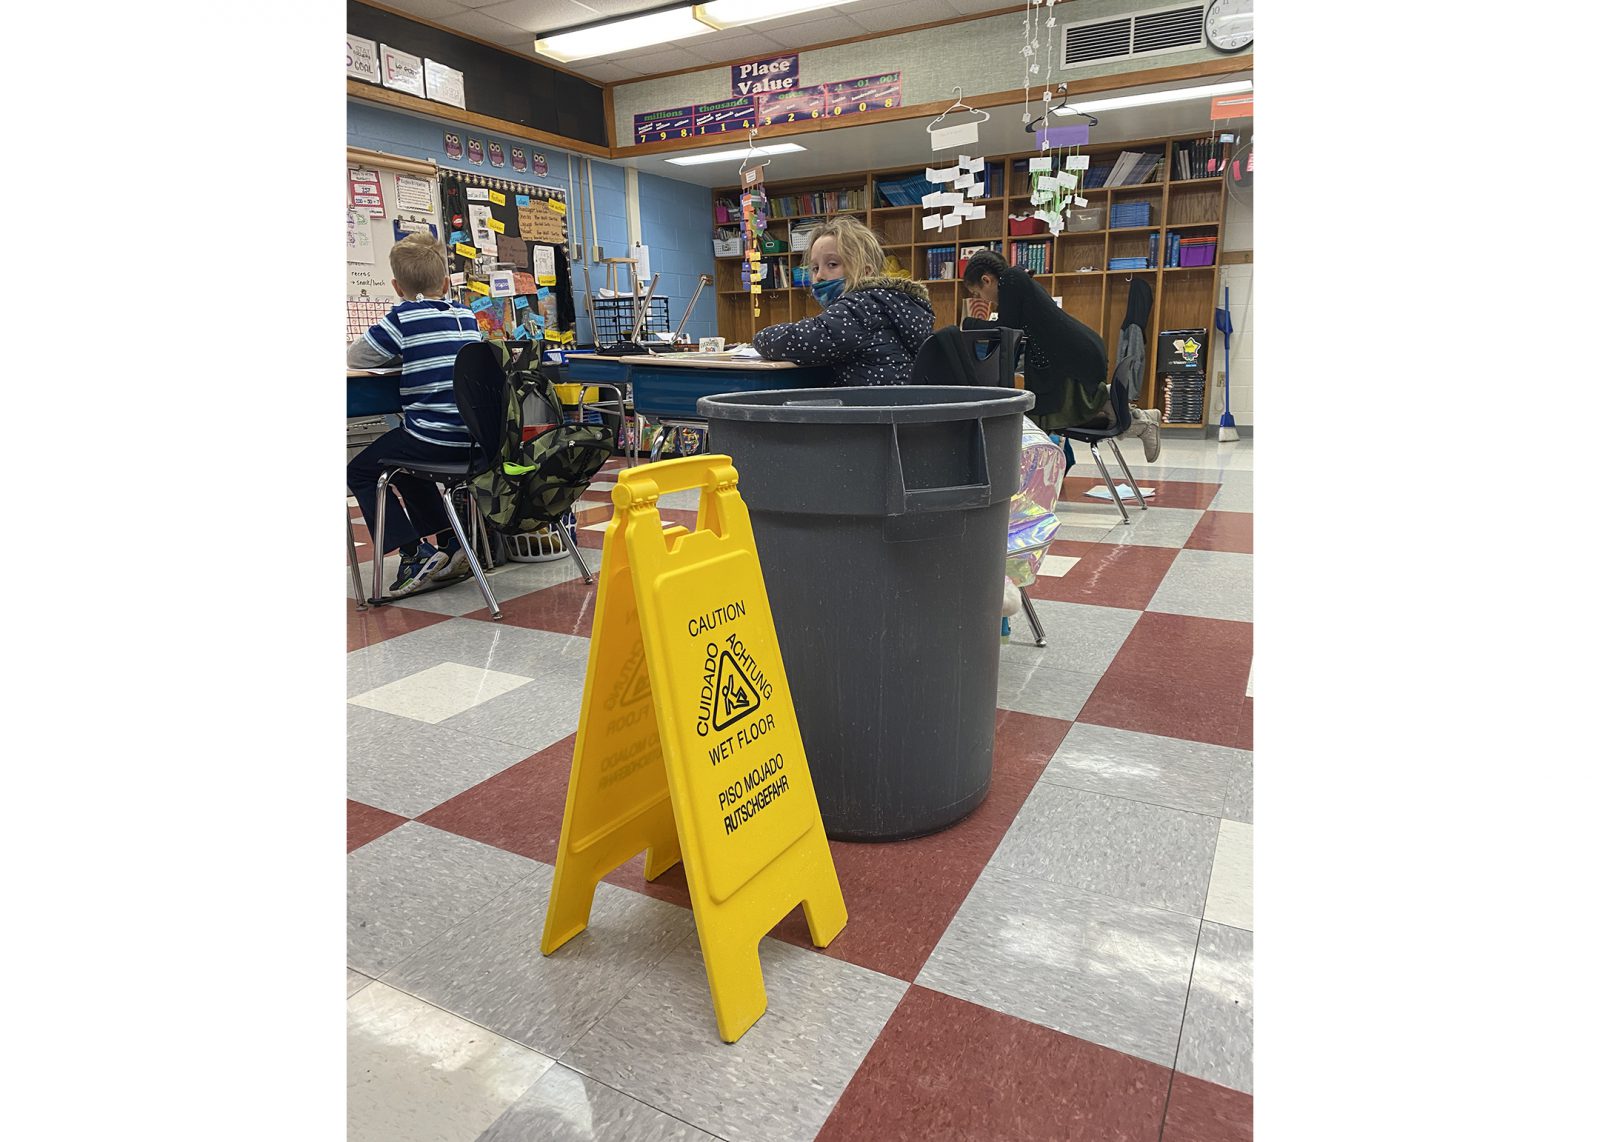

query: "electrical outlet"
xmin=592 ymin=245 xmax=604 ymax=262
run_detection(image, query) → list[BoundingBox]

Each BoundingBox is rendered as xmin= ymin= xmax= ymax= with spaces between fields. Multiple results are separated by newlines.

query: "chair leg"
xmin=1106 ymin=438 xmax=1148 ymax=510
xmin=370 ymin=469 xmax=392 ymax=603
xmin=437 ymin=481 xmax=501 ymax=619
xmin=1089 ymin=443 xmax=1131 ymax=524
xmin=558 ymin=515 xmax=594 ymax=584
xmin=649 ymin=423 xmax=669 ymax=464
xmin=1019 ymin=587 xmax=1046 ymax=647
xmin=348 ymin=512 xmax=367 ymax=610
xmin=468 ymin=493 xmax=495 ymax=571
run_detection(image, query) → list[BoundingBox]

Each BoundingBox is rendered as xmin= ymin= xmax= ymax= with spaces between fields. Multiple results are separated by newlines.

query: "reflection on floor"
xmin=348 ymin=437 xmax=1255 ymax=1141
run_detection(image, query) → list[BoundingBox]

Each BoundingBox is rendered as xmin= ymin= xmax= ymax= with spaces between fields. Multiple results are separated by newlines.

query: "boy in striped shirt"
xmin=347 ymin=233 xmax=482 ymax=595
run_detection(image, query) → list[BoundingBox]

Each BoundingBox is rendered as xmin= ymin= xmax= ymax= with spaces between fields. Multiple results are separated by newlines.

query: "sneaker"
xmin=437 ymin=544 xmax=472 ymax=581
xmin=389 ymin=542 xmax=448 ymax=596
xmin=1142 ymin=408 xmax=1162 ymax=463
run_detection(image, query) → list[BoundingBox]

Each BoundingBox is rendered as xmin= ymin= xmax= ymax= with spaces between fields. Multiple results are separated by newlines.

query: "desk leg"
xmin=348 ymin=512 xmax=367 ymax=610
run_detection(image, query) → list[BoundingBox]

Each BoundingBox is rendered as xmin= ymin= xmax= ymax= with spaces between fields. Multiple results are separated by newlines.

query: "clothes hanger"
xmin=927 ymin=86 xmax=992 ymax=135
xmin=737 ymin=127 xmax=770 ymax=179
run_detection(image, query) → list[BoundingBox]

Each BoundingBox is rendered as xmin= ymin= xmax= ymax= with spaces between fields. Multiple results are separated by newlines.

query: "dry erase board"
xmin=347 ymin=160 xmax=444 ymax=302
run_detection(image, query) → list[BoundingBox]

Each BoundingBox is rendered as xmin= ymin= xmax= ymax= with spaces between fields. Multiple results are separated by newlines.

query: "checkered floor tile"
xmin=348 ymin=439 xmax=1254 ymax=1141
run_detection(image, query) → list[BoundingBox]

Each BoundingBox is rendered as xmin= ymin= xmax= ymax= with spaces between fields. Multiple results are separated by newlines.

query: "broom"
xmin=1214 ymin=285 xmax=1238 ymax=442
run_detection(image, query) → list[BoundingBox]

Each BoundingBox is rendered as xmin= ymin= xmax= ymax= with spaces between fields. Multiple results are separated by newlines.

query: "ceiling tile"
xmin=375 ymin=0 xmax=470 ymax=20
xmin=846 ymin=0 xmax=958 ymax=33
xmin=476 ymin=0 xmax=601 ymax=34
xmin=691 ymin=30 xmax=784 ymax=63
xmin=571 ymin=59 xmax=640 ymax=83
xmin=944 ymin=0 xmax=1019 ymax=14
xmin=619 ymin=45 xmax=708 ymax=73
xmin=570 ymin=0 xmax=673 ymax=14
xmin=756 ymin=14 xmax=869 ymax=48
xmin=437 ymin=9 xmax=532 ymax=46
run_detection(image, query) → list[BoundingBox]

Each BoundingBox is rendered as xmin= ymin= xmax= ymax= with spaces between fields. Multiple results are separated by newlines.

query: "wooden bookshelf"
xmin=711 ymin=132 xmax=1231 ymax=426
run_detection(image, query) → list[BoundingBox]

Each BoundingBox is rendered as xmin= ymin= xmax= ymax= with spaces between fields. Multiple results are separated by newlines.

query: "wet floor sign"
xmin=540 ymin=455 xmax=847 ymax=1043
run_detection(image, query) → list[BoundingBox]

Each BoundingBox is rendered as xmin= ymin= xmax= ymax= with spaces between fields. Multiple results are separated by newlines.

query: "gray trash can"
xmin=697 ymin=385 xmax=1035 ymax=841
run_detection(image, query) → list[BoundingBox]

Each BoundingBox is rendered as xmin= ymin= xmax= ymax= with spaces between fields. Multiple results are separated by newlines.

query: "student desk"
xmin=347 ymin=370 xmax=404 ymax=609
xmin=568 ymin=352 xmax=831 ymax=461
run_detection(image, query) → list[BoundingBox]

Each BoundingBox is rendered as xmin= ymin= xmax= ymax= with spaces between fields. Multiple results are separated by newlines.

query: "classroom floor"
xmin=347 ymin=434 xmax=1254 ymax=1142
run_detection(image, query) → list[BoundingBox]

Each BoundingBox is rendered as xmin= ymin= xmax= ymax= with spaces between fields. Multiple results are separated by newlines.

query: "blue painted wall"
xmin=347 ymin=102 xmax=714 ymax=345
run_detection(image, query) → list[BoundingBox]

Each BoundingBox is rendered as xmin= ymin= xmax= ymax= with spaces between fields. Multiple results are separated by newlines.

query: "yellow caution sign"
xmin=541 ymin=455 xmax=846 ymax=1043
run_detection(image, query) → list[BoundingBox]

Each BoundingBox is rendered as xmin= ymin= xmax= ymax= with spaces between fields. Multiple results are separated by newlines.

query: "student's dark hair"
xmin=961 ymin=248 xmax=1008 ymax=287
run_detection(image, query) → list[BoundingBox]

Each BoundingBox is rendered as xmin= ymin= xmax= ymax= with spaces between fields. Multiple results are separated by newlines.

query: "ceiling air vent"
xmin=1062 ymin=4 xmax=1205 ymax=69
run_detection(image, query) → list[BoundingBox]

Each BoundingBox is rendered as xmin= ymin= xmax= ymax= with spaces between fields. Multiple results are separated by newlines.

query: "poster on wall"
xmin=423 ymin=58 xmax=466 ymax=109
xmin=466 ymin=137 xmax=484 ymax=164
xmin=394 ymin=175 xmax=433 ymax=214
xmin=633 ymin=106 xmax=695 ymax=143
xmin=694 ymin=96 xmax=757 ymax=136
xmin=731 ymin=54 xmax=799 ymax=99
xmin=347 ymin=167 xmax=385 ymax=218
xmin=379 ymin=44 xmax=425 ymax=97
xmin=758 ymin=85 xmax=826 ymax=126
xmin=823 ymin=73 xmax=901 ymax=117
xmin=532 ymin=152 xmax=548 ymax=176
xmin=488 ymin=142 xmax=505 ymax=167
xmin=346 ymin=209 xmax=375 ymax=263
xmin=346 ymin=34 xmax=380 ymax=84
xmin=444 ymin=132 xmax=463 ymax=160
xmin=511 ymin=147 xmax=526 ymax=172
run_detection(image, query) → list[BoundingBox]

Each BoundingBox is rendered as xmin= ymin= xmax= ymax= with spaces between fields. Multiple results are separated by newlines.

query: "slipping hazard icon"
xmin=712 ymin=651 xmax=761 ymax=731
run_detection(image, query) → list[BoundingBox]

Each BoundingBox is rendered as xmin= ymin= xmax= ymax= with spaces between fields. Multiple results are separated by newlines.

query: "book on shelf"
xmin=1172 ymin=138 xmax=1225 ymax=181
xmin=876 ymin=172 xmax=936 ymax=207
xmin=924 ymin=244 xmax=958 ymax=280
xmin=1103 ymin=150 xmax=1161 ymax=187
xmin=1009 ymin=239 xmax=1051 ymax=274
xmin=768 ymin=187 xmax=866 ymax=218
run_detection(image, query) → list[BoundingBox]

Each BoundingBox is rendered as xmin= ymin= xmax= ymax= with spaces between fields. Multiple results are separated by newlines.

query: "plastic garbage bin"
xmin=697 ymin=385 xmax=1035 ymax=841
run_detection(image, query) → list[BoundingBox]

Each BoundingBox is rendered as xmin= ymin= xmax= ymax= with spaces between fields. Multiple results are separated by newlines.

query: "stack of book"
xmin=1104 ymin=151 xmax=1163 ymax=186
xmin=1109 ymin=201 xmax=1153 ymax=228
xmin=1172 ymin=138 xmax=1227 ymax=180
xmin=1163 ymin=375 xmax=1206 ymax=424
xmin=877 ymin=173 xmax=937 ymax=206
xmin=925 ymin=245 xmax=958 ymax=280
xmin=1109 ymin=256 xmax=1151 ymax=271
xmin=1009 ymin=240 xmax=1052 ymax=274
xmin=769 ymin=187 xmax=866 ymax=217
xmin=1082 ymin=164 xmax=1113 ymax=189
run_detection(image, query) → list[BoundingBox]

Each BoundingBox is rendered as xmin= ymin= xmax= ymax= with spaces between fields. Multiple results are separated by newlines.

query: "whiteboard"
xmin=347 ymin=161 xmax=444 ymax=302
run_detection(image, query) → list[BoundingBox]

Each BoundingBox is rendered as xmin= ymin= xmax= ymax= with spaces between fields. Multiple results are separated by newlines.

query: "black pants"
xmin=347 ymin=428 xmax=468 ymax=554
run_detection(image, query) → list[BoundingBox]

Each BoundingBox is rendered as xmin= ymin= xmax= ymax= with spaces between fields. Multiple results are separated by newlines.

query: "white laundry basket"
xmin=503 ymin=509 xmax=578 ymax=562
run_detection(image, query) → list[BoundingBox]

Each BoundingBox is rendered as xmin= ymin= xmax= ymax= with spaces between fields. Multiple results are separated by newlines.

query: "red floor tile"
xmin=1029 ymin=541 xmax=1180 ymax=610
xmin=346 ymin=597 xmax=453 ymax=652
xmin=816 ymin=986 xmax=1170 ymax=1142
xmin=348 ymin=800 xmax=408 ymax=852
xmin=1077 ymin=612 xmax=1252 ymax=750
xmin=466 ymin=577 xmax=600 ymax=638
xmin=578 ymin=506 xmax=700 ymax=550
xmin=1185 ymin=511 xmax=1253 ymax=554
xmin=1060 ymin=475 xmax=1220 ymax=512
xmin=418 ymin=736 xmax=573 ymax=863
xmin=1162 ymin=1073 xmax=1253 ymax=1142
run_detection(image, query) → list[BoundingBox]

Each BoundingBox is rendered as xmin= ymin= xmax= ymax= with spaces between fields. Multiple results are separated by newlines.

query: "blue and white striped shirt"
xmin=360 ymin=300 xmax=481 ymax=447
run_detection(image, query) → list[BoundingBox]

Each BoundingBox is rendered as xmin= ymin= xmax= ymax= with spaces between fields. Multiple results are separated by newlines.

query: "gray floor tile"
xmin=1147 ymin=549 xmax=1253 ymax=623
xmin=654 ymin=489 xmax=701 ymax=511
xmin=996 ymin=599 xmax=1140 ymax=719
xmin=348 ymin=968 xmax=375 ymax=998
xmin=438 ymin=652 xmax=590 ymax=752
xmin=917 ymin=865 xmax=1199 ymax=1067
xmin=1053 ymin=524 xmax=1120 ymax=545
xmin=1098 ymin=507 xmax=1205 ymax=548
xmin=392 ymin=556 xmax=594 ymax=617
xmin=348 ymin=706 xmax=534 ymax=818
xmin=989 ymin=783 xmax=1219 ymax=915
xmin=1223 ymin=753 xmax=1253 ymax=824
xmin=1177 ymin=923 xmax=1253 ymax=1093
xmin=1208 ymin=481 xmax=1253 ymax=512
xmin=565 ymin=938 xmax=907 ymax=1142
xmin=348 ymin=982 xmax=555 ymax=1142
xmin=348 ymin=823 xmax=542 ymax=977
xmin=347 ymin=618 xmax=590 ymax=699
xmin=480 ymin=1065 xmax=718 ymax=1142
xmin=384 ymin=867 xmax=695 ymax=1059
xmin=1039 ymin=723 xmax=1253 ymax=820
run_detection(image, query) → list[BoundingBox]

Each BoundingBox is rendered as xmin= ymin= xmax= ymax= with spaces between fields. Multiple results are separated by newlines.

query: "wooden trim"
xmin=347 ymin=79 xmax=612 ymax=158
xmin=353 ymin=0 xmax=597 ymax=86
xmin=603 ymin=84 xmax=617 ymax=152
xmin=617 ymin=3 xmax=1033 ymax=86
xmin=613 ymin=56 xmax=1252 ymax=158
xmin=1220 ymin=250 xmax=1252 ymax=264
xmin=346 ymin=145 xmax=437 ymax=177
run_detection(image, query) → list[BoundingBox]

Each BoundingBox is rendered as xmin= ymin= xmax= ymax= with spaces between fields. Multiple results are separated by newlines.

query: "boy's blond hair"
xmin=390 ymin=232 xmax=449 ymax=298
xmin=810 ymin=215 xmax=885 ymax=292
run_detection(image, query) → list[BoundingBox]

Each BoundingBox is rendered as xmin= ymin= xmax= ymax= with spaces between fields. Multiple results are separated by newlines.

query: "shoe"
xmin=1142 ymin=408 xmax=1162 ymax=463
xmin=389 ymin=542 xmax=448 ymax=596
xmin=437 ymin=544 xmax=472 ymax=581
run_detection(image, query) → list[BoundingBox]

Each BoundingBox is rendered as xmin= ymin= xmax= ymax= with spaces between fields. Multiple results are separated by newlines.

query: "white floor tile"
xmin=349 ymin=662 xmax=535 ymax=725
xmin=348 ymin=983 xmax=555 ymax=1142
xmin=1037 ymin=554 xmax=1081 ymax=578
xmin=1204 ymin=820 xmax=1252 ymax=931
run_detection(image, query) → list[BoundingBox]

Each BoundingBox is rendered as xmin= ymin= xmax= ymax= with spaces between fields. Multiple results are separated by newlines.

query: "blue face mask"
xmin=811 ymin=276 xmax=845 ymax=305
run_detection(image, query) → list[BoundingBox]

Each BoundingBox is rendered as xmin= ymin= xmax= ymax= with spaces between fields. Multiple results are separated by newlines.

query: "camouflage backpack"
xmin=466 ymin=349 xmax=615 ymax=535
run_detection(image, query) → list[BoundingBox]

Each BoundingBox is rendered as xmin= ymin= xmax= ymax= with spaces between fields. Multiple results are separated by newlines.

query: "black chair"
xmin=1059 ymin=374 xmax=1148 ymax=525
xmin=910 ymin=324 xmax=1026 ymax=387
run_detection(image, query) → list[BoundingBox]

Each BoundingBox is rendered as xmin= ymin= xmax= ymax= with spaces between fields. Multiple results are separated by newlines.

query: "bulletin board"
xmin=346 ymin=148 xmax=444 ymax=308
xmin=438 ymin=169 xmax=577 ymax=346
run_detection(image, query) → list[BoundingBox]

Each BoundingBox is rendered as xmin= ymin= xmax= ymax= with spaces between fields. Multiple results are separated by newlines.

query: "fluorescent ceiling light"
xmin=535 ymin=7 xmax=713 ymax=63
xmin=694 ymin=1 xmax=855 ymax=29
xmin=1052 ymin=80 xmax=1253 ymax=115
xmin=665 ymin=143 xmax=808 ymax=166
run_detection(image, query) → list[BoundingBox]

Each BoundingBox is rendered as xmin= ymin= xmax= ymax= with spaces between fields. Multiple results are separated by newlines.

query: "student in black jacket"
xmin=962 ymin=250 xmax=1161 ymax=456
xmin=753 ymin=216 xmax=933 ymax=385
